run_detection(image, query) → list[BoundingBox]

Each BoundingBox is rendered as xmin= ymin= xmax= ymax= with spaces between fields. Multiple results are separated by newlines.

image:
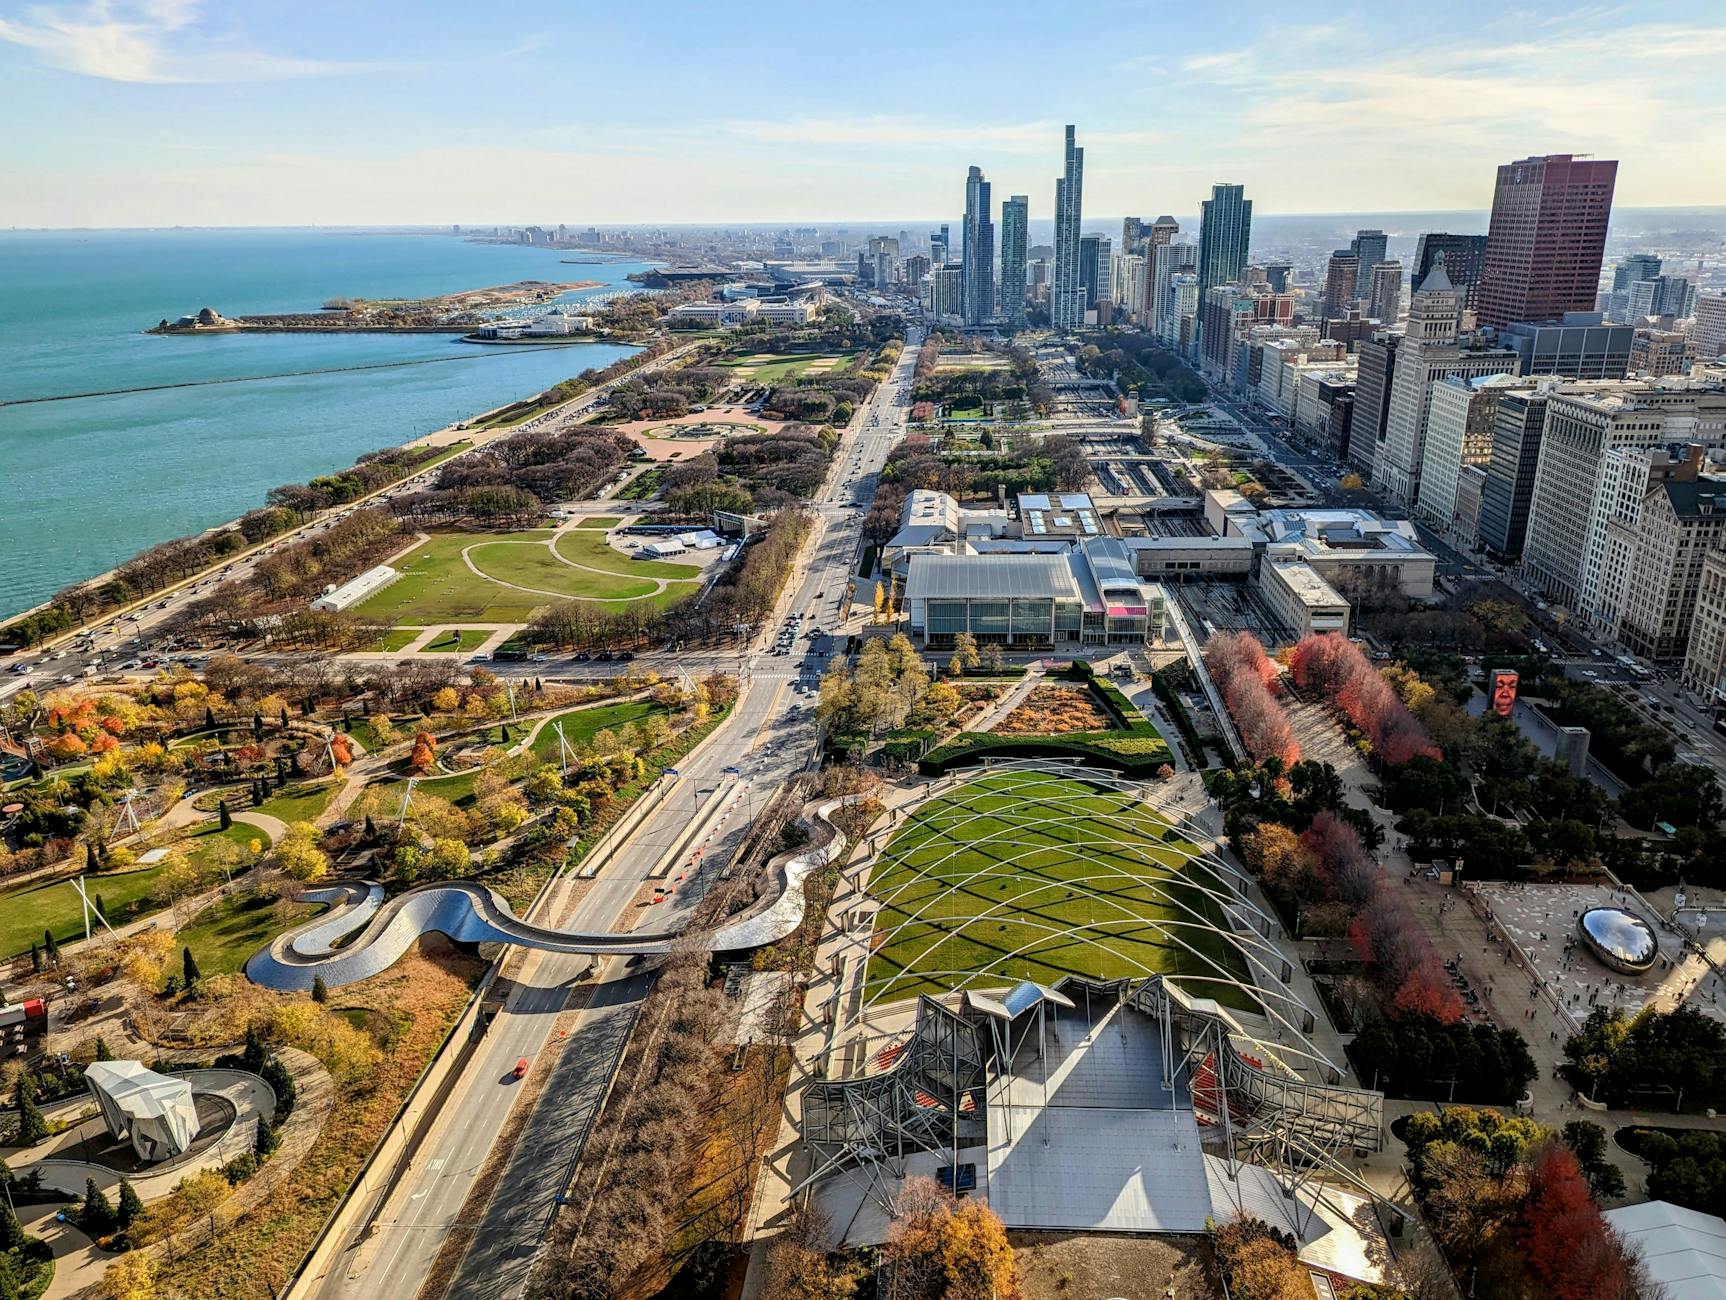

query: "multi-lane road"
xmin=296 ymin=327 xmax=921 ymax=1300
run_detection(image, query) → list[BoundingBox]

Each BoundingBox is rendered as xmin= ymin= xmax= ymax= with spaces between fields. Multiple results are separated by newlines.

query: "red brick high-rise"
xmin=1477 ymin=153 xmax=1617 ymax=330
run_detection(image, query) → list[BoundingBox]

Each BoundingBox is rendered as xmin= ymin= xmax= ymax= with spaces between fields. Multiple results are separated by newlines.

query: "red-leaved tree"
xmin=1290 ymin=632 xmax=1440 ymax=765
xmin=1205 ymin=632 xmax=1300 ymax=768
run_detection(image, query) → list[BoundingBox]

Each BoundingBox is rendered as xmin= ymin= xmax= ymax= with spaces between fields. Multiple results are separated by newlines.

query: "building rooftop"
xmin=1602 ymin=1200 xmax=1726 ymax=1300
xmin=904 ymin=553 xmax=1079 ymax=602
xmin=1664 ymin=476 xmax=1726 ymax=518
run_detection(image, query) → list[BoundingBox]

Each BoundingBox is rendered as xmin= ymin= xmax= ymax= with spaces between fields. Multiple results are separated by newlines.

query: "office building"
xmin=1150 ymin=240 xmax=1196 ymax=343
xmin=962 ymin=166 xmax=995 ymax=326
xmin=1682 ymin=549 xmax=1726 ymax=697
xmin=1197 ymin=183 xmax=1252 ymax=296
xmin=1414 ymin=233 xmax=1488 ymax=315
xmin=1079 ymin=234 xmax=1112 ymax=310
xmin=868 ymin=235 xmax=899 ymax=291
xmin=1116 ymin=252 xmax=1146 ymax=319
xmin=1324 ymin=250 xmax=1360 ymax=318
xmin=1478 ymin=154 xmax=1618 ymax=330
xmin=931 ymin=225 xmax=950 ymax=265
xmin=1630 ymin=329 xmax=1688 ymax=377
xmin=1521 ymin=376 xmax=1726 ymax=610
xmin=1694 ymin=296 xmax=1726 ymax=362
xmin=1121 ymin=216 xmax=1146 ymax=255
xmin=1498 ymin=315 xmax=1632 ymax=380
xmin=1052 ymin=125 xmax=1086 ymax=332
xmin=999 ymin=195 xmax=1029 ymax=330
xmin=903 ymin=254 xmax=930 ymax=292
xmin=1416 ymin=373 xmax=1531 ymax=529
xmin=1261 ymin=262 xmax=1293 ymax=295
xmin=1374 ymin=260 xmax=1519 ymax=506
xmin=1608 ymin=254 xmax=1662 ymax=320
xmin=931 ymin=265 xmax=965 ymax=321
xmin=1347 ymin=333 xmax=1399 ymax=475
xmin=1351 ymin=229 xmax=1389 ymax=276
xmin=1615 ymin=468 xmax=1726 ymax=661
xmin=1478 ymin=388 xmax=1553 ymax=559
xmin=1454 ymin=465 xmax=1488 ymax=549
xmin=1367 ymin=261 xmax=1403 ymax=324
xmin=1625 ymin=274 xmax=1697 ymax=322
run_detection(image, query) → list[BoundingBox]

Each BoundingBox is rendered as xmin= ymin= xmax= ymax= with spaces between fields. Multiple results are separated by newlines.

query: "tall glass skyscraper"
xmin=999 ymin=195 xmax=1028 ymax=330
xmin=1052 ymin=125 xmax=1085 ymax=332
xmin=962 ymin=166 xmax=995 ymax=326
xmin=1197 ymin=182 xmax=1252 ymax=295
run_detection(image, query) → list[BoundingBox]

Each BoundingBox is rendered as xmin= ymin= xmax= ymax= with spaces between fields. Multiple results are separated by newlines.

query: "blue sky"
xmin=2 ymin=0 xmax=1723 ymax=227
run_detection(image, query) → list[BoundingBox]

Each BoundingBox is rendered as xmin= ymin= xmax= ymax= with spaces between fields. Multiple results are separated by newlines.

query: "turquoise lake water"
xmin=0 ymin=229 xmax=647 ymax=620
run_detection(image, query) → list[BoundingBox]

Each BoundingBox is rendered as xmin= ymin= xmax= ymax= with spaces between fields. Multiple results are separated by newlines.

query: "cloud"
xmin=0 ymin=0 xmax=416 ymax=82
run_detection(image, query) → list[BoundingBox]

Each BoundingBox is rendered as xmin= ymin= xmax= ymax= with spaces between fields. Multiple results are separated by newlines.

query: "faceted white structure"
xmin=85 ymin=1060 xmax=198 ymax=1161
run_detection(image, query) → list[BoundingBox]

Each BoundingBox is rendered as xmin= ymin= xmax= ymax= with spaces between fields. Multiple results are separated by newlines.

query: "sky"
xmin=2 ymin=0 xmax=1725 ymax=229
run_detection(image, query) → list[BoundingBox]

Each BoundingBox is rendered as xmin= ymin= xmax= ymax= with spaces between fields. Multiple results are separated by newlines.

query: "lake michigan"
xmin=0 ymin=229 xmax=648 ymax=621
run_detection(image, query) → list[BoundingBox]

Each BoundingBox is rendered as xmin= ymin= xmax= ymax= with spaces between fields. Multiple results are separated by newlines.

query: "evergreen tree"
xmin=80 ymin=1176 xmax=117 ymax=1235
xmin=252 ymin=713 xmax=263 ymax=738
xmin=250 ymin=779 xmax=264 ymax=808
xmin=311 ymin=975 xmax=329 ymax=1005
xmin=14 ymin=1074 xmax=47 ymax=1146
xmin=241 ymin=1024 xmax=267 ymax=1074
xmin=219 ymin=801 xmax=233 ymax=831
xmin=29 ymin=943 xmax=40 ymax=974
xmin=95 ymin=894 xmax=106 ymax=922
xmin=115 ymin=1178 xmax=145 ymax=1230
xmin=0 ymin=1198 xmax=24 ymax=1252
xmin=85 ymin=841 xmax=99 ymax=873
xmin=279 ymin=704 xmax=290 ymax=728
xmin=260 ymin=1057 xmax=296 ymax=1113
xmin=42 ymin=931 xmax=58 ymax=966
xmin=253 ymin=1113 xmax=279 ymax=1159
xmin=363 ymin=814 xmax=378 ymax=840
xmin=95 ymin=1037 xmax=113 ymax=1062
xmin=0 ymin=1252 xmax=24 ymax=1300
xmin=182 ymin=946 xmax=201 ymax=987
xmin=204 ymin=704 xmax=216 ymax=730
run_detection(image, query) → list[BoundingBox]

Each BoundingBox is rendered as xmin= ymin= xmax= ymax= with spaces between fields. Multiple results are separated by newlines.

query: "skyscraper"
xmin=1052 ymin=125 xmax=1086 ymax=332
xmin=1367 ymin=261 xmax=1403 ymax=324
xmin=962 ymin=166 xmax=994 ymax=326
xmin=1150 ymin=240 xmax=1196 ymax=343
xmin=1478 ymin=153 xmax=1618 ymax=330
xmin=1413 ymin=233 xmax=1488 ymax=314
xmin=1122 ymin=216 xmax=1145 ymax=254
xmin=1324 ymin=250 xmax=1360 ymax=318
xmin=1197 ymin=183 xmax=1252 ymax=296
xmin=999 ymin=195 xmax=1029 ymax=330
xmin=1079 ymin=234 xmax=1111 ymax=309
xmin=1350 ymin=229 xmax=1389 ymax=274
xmin=931 ymin=225 xmax=950 ymax=266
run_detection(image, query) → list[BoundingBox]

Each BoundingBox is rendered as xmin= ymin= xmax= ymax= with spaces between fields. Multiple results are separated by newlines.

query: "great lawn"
xmin=349 ymin=529 xmax=701 ymax=625
xmin=865 ymin=770 xmax=1257 ymax=1011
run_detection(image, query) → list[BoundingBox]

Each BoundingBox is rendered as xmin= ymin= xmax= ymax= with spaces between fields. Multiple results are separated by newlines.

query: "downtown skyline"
xmin=2 ymin=0 xmax=1726 ymax=228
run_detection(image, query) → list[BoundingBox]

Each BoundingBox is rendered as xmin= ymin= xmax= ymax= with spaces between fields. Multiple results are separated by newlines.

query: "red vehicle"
xmin=513 ymin=1057 xmax=529 ymax=1080
xmin=0 ymin=999 xmax=45 ymax=1030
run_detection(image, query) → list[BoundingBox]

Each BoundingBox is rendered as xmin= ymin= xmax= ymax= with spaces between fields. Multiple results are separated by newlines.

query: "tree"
xmin=241 ymin=1024 xmax=268 ymax=1073
xmin=0 ymin=1199 xmax=24 ymax=1253
xmin=169 ymin=1168 xmax=228 ymax=1241
xmin=29 ymin=943 xmax=40 ymax=973
xmin=95 ymin=1036 xmax=114 ymax=1061
xmin=97 ymin=1252 xmax=157 ymax=1300
xmin=1562 ymin=1120 xmax=1627 ymax=1202
xmin=14 ymin=1073 xmax=48 ymax=1146
xmin=44 ymin=930 xmax=59 ymax=966
xmin=82 ymin=1176 xmax=118 ymax=1235
xmin=182 ymin=945 xmax=201 ymax=987
xmin=116 ymin=1178 xmax=146 ymax=1229
xmin=86 ymin=841 xmax=100 ymax=873
xmin=878 ymin=1176 xmax=1019 ymax=1300
xmin=952 ymin=632 xmax=980 ymax=673
xmin=274 ymin=821 xmax=330 ymax=882
xmin=253 ymin=1113 xmax=279 ymax=1159
xmin=311 ymin=975 xmax=329 ymax=1004
xmin=218 ymin=801 xmax=232 ymax=831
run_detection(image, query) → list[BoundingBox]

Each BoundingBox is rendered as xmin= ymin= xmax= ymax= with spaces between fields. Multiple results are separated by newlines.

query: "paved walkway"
xmin=962 ymin=664 xmax=1045 ymax=732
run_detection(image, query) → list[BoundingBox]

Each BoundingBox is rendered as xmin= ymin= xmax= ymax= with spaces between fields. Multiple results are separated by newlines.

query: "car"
xmin=574 ymin=651 xmax=591 ymax=661
xmin=469 ymin=653 xmax=490 ymax=663
xmin=616 ymin=651 xmax=635 ymax=661
xmin=8 ymin=664 xmax=29 ymax=675
xmin=513 ymin=1057 xmax=529 ymax=1080
xmin=59 ymin=674 xmax=75 ymax=684
xmin=530 ymin=653 xmax=547 ymax=663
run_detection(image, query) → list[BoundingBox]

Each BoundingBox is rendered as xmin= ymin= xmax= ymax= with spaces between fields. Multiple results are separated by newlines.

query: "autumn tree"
xmin=273 ymin=821 xmax=329 ymax=882
xmin=408 ymin=730 xmax=437 ymax=774
xmin=97 ymin=1252 xmax=158 ymax=1300
xmin=879 ymin=1176 xmax=1020 ymax=1300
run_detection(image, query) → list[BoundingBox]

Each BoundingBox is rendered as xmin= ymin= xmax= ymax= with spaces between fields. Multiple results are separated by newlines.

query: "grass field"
xmin=256 ymin=782 xmax=337 ymax=825
xmin=865 ymin=770 xmax=1257 ymax=1010
xmin=365 ymin=628 xmax=423 ymax=652
xmin=713 ymin=351 xmax=856 ymax=382
xmin=573 ymin=516 xmax=622 ymax=529
xmin=178 ymin=889 xmax=323 ymax=979
xmin=529 ymin=697 xmax=672 ymax=763
xmin=349 ymin=529 xmax=700 ymax=625
xmin=419 ymin=628 xmax=493 ymax=655
xmin=0 ymin=863 xmax=172 ymax=960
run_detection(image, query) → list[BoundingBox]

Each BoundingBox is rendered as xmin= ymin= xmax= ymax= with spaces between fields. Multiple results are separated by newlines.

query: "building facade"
xmin=1478 ymin=388 xmax=1551 ymax=559
xmin=1478 ymin=154 xmax=1618 ymax=330
xmin=1197 ymin=183 xmax=1252 ymax=297
xmin=1417 ymin=372 xmax=1529 ymax=530
xmin=1414 ymin=233 xmax=1488 ymax=314
xmin=1051 ymin=125 xmax=1086 ymax=332
xmin=962 ymin=166 xmax=995 ymax=326
xmin=999 ymin=195 xmax=1029 ymax=330
xmin=1346 ymin=333 xmax=1399 ymax=476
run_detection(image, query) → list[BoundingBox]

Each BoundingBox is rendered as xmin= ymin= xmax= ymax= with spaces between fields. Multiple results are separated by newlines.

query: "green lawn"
xmin=365 ymin=627 xmax=423 ymax=651
xmin=419 ymin=628 xmax=493 ymax=655
xmin=348 ymin=529 xmax=698 ymax=625
xmin=865 ymin=770 xmax=1257 ymax=1011
xmin=177 ymin=889 xmax=323 ymax=979
xmin=572 ymin=516 xmax=622 ymax=529
xmin=712 ymin=351 xmax=856 ymax=382
xmin=0 ymin=863 xmax=173 ymax=960
xmin=256 ymin=782 xmax=337 ymax=825
xmin=363 ymin=767 xmax=480 ymax=811
xmin=530 ymin=698 xmax=672 ymax=763
xmin=186 ymin=821 xmax=269 ymax=867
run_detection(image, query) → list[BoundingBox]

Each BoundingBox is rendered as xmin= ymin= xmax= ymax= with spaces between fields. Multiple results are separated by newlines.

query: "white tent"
xmin=85 ymin=1060 xmax=199 ymax=1162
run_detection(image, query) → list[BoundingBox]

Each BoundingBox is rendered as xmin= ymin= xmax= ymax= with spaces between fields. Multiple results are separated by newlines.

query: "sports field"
xmin=713 ymin=351 xmax=857 ymax=383
xmin=350 ymin=528 xmax=702 ymax=625
xmin=865 ymin=769 xmax=1257 ymax=1010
